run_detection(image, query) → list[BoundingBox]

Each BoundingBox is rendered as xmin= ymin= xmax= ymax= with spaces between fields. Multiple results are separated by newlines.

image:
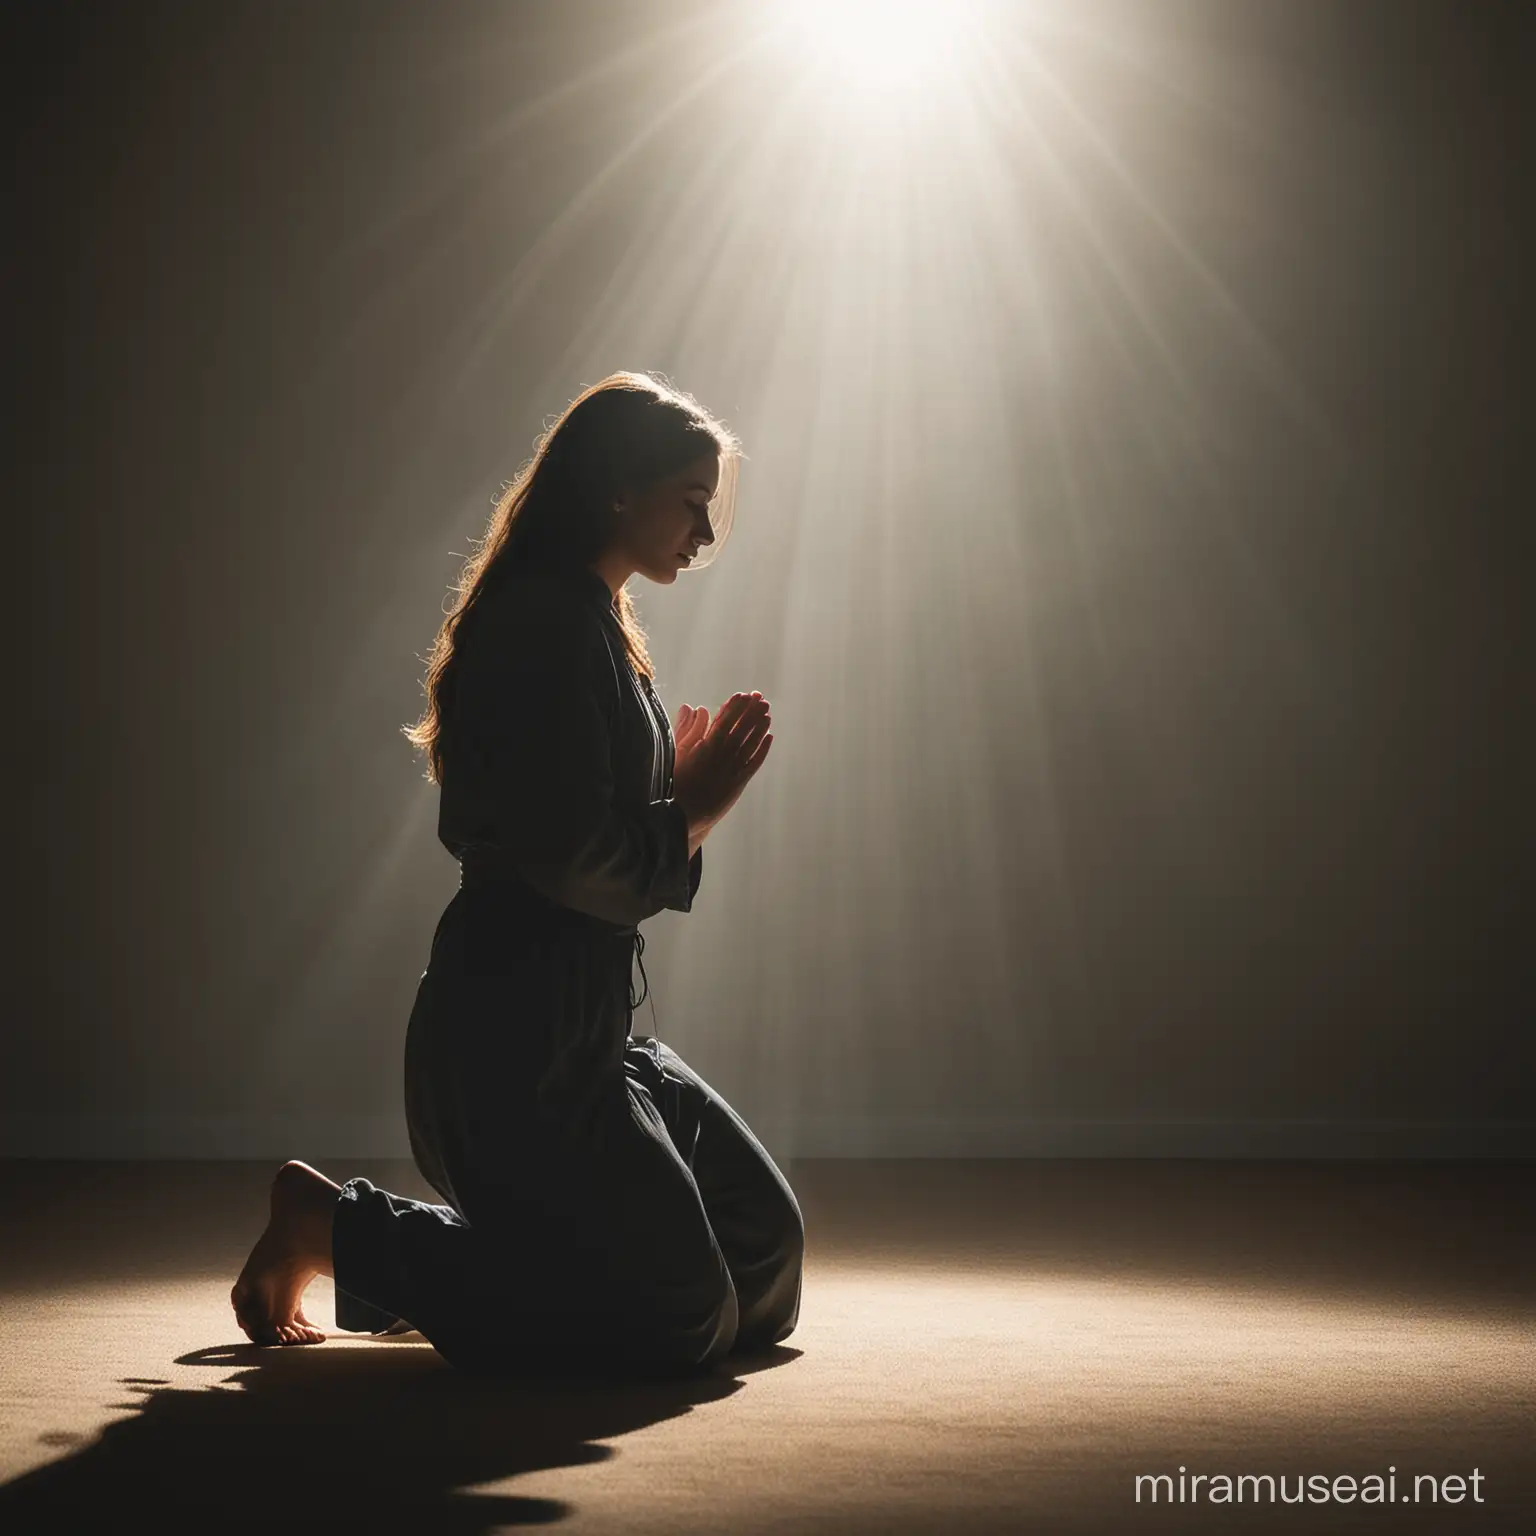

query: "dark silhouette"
xmin=230 ymin=373 xmax=803 ymax=1377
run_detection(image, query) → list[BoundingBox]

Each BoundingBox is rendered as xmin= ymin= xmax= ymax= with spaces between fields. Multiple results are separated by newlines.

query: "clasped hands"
xmin=671 ymin=692 xmax=773 ymax=839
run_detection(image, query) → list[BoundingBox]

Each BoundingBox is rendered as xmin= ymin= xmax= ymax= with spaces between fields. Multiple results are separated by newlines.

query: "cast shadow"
xmin=0 ymin=1332 xmax=802 ymax=1532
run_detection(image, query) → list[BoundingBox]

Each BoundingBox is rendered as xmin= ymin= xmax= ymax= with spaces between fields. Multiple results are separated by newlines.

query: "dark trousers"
xmin=330 ymin=892 xmax=804 ymax=1378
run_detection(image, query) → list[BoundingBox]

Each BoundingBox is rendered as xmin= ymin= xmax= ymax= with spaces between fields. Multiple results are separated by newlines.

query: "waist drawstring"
xmin=629 ymin=930 xmax=650 ymax=1011
xmin=628 ymin=930 xmax=661 ymax=1041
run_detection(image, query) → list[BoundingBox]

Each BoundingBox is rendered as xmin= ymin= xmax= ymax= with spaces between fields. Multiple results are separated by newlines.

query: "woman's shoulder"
xmin=463 ymin=569 xmax=619 ymax=693
xmin=478 ymin=568 xmax=606 ymax=639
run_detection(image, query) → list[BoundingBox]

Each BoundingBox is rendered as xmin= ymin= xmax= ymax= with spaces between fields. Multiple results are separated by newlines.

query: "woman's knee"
xmin=632 ymin=1261 xmax=739 ymax=1376
xmin=733 ymin=1196 xmax=804 ymax=1350
xmin=695 ymin=1264 xmax=741 ymax=1367
xmin=771 ymin=1188 xmax=806 ymax=1290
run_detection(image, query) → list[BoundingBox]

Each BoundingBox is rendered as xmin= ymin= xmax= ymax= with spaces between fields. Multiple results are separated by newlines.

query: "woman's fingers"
xmin=721 ymin=694 xmax=769 ymax=745
xmin=737 ymin=709 xmax=770 ymax=757
xmin=703 ymin=699 xmax=746 ymax=749
xmin=708 ymin=692 xmax=750 ymax=732
xmin=733 ymin=706 xmax=770 ymax=750
xmin=742 ymin=731 xmax=773 ymax=775
xmin=700 ymin=694 xmax=772 ymax=782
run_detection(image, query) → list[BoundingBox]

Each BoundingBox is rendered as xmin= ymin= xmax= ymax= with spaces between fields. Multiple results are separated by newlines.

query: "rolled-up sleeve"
xmin=441 ymin=580 xmax=697 ymax=927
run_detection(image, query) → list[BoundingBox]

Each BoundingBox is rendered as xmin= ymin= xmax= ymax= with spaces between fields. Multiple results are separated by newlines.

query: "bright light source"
xmin=776 ymin=0 xmax=983 ymax=92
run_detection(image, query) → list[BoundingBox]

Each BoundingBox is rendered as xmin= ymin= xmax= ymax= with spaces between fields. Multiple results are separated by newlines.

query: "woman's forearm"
xmin=676 ymin=789 xmax=713 ymax=860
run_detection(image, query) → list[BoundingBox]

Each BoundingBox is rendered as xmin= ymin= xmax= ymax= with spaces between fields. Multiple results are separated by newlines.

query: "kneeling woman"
xmin=231 ymin=372 xmax=804 ymax=1378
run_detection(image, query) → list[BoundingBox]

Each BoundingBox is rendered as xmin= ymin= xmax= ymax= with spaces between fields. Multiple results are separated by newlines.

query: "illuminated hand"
xmin=672 ymin=693 xmax=773 ymax=830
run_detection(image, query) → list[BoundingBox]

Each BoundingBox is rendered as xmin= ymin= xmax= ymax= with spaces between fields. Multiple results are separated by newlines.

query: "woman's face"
xmin=616 ymin=454 xmax=720 ymax=583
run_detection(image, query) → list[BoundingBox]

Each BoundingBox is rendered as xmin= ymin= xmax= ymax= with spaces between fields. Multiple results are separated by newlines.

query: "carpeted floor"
xmin=0 ymin=1158 xmax=1530 ymax=1532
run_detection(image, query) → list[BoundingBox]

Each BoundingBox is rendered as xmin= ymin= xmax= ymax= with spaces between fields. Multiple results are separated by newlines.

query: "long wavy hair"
xmin=403 ymin=371 xmax=742 ymax=785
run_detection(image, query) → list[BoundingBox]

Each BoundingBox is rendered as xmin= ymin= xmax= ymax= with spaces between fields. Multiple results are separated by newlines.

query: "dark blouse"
xmin=436 ymin=563 xmax=703 ymax=933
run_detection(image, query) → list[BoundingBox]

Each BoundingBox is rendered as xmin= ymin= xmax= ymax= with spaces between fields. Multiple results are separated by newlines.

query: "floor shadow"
xmin=0 ymin=1334 xmax=801 ymax=1532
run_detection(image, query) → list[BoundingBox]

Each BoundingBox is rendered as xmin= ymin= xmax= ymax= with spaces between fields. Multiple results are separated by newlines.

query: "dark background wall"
xmin=4 ymin=0 xmax=1530 ymax=1157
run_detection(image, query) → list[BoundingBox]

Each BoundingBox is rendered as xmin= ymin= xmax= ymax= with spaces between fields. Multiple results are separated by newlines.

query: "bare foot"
xmin=230 ymin=1160 xmax=340 ymax=1346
